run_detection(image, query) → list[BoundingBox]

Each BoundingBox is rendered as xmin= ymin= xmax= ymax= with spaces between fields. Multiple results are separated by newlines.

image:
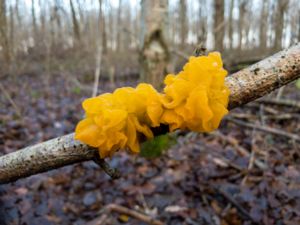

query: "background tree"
xmin=213 ymin=0 xmax=224 ymax=52
xmin=179 ymin=0 xmax=187 ymax=49
xmin=259 ymin=0 xmax=269 ymax=50
xmin=237 ymin=0 xmax=247 ymax=51
xmin=0 ymin=0 xmax=11 ymax=70
xmin=273 ymin=0 xmax=289 ymax=51
xmin=70 ymin=0 xmax=81 ymax=43
xmin=197 ymin=0 xmax=207 ymax=45
xmin=139 ymin=0 xmax=169 ymax=88
xmin=227 ymin=0 xmax=234 ymax=50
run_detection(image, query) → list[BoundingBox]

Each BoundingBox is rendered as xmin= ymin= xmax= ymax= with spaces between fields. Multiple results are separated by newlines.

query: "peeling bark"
xmin=1 ymin=44 xmax=300 ymax=184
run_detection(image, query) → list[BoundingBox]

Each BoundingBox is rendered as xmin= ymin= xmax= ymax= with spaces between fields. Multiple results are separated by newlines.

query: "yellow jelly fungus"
xmin=75 ymin=52 xmax=230 ymax=158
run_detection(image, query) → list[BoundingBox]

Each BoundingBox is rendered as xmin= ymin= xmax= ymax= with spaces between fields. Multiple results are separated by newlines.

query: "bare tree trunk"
xmin=298 ymin=10 xmax=300 ymax=42
xmin=9 ymin=5 xmax=14 ymax=61
xmin=197 ymin=0 xmax=207 ymax=45
xmin=213 ymin=0 xmax=225 ymax=52
xmin=102 ymin=2 xmax=107 ymax=54
xmin=70 ymin=0 xmax=80 ymax=42
xmin=116 ymin=0 xmax=122 ymax=51
xmin=7 ymin=4 xmax=17 ymax=76
xmin=39 ymin=0 xmax=46 ymax=50
xmin=139 ymin=0 xmax=169 ymax=88
xmin=169 ymin=7 xmax=176 ymax=46
xmin=123 ymin=4 xmax=132 ymax=52
xmin=273 ymin=0 xmax=289 ymax=51
xmin=31 ymin=0 xmax=37 ymax=46
xmin=228 ymin=0 xmax=234 ymax=49
xmin=15 ymin=0 xmax=21 ymax=26
xmin=108 ymin=6 xmax=114 ymax=50
xmin=76 ymin=0 xmax=84 ymax=23
xmin=133 ymin=3 xmax=140 ymax=49
xmin=244 ymin=5 xmax=251 ymax=48
xmin=92 ymin=0 xmax=104 ymax=97
xmin=179 ymin=0 xmax=187 ymax=49
xmin=259 ymin=0 xmax=269 ymax=50
xmin=0 ymin=0 xmax=11 ymax=70
xmin=1 ymin=44 xmax=300 ymax=184
xmin=238 ymin=0 xmax=247 ymax=51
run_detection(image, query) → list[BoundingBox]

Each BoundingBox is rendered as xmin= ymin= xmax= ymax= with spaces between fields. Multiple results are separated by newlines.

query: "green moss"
xmin=140 ymin=133 xmax=177 ymax=159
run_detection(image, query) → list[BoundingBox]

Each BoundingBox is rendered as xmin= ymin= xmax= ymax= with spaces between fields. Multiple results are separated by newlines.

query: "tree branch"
xmin=226 ymin=44 xmax=300 ymax=109
xmin=1 ymin=44 xmax=300 ymax=184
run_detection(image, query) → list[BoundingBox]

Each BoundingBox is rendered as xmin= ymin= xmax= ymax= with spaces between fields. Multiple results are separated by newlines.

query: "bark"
xmin=213 ymin=0 xmax=225 ymax=52
xmin=0 ymin=134 xmax=97 ymax=184
xmin=1 ymin=44 xmax=300 ymax=184
xmin=139 ymin=0 xmax=169 ymax=88
xmin=226 ymin=44 xmax=300 ymax=108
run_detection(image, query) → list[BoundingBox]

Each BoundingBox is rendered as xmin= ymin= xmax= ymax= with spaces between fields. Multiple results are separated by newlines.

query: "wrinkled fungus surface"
xmin=75 ymin=52 xmax=230 ymax=158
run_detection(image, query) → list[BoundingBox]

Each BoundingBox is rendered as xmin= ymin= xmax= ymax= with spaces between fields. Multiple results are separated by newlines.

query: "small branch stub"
xmin=93 ymin=155 xmax=121 ymax=179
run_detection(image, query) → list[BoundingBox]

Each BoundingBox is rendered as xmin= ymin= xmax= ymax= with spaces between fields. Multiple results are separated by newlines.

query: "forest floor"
xmin=0 ymin=73 xmax=300 ymax=225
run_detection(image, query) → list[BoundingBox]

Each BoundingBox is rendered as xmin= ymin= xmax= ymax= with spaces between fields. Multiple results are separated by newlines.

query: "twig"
xmin=230 ymin=113 xmax=257 ymax=120
xmin=92 ymin=44 xmax=102 ymax=97
xmin=241 ymin=129 xmax=258 ymax=185
xmin=170 ymin=48 xmax=189 ymax=60
xmin=93 ymin=155 xmax=121 ymax=179
xmin=265 ymin=113 xmax=300 ymax=120
xmin=246 ymin=103 xmax=280 ymax=115
xmin=0 ymin=82 xmax=22 ymax=118
xmin=257 ymin=98 xmax=300 ymax=110
xmin=88 ymin=204 xmax=164 ymax=225
xmin=212 ymin=131 xmax=249 ymax=156
xmin=213 ymin=186 xmax=258 ymax=224
xmin=276 ymin=86 xmax=285 ymax=99
xmin=68 ymin=76 xmax=95 ymax=92
xmin=259 ymin=104 xmax=266 ymax=126
xmin=226 ymin=43 xmax=300 ymax=109
xmin=232 ymin=112 xmax=300 ymax=121
xmin=227 ymin=117 xmax=300 ymax=142
xmin=211 ymin=131 xmax=266 ymax=170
